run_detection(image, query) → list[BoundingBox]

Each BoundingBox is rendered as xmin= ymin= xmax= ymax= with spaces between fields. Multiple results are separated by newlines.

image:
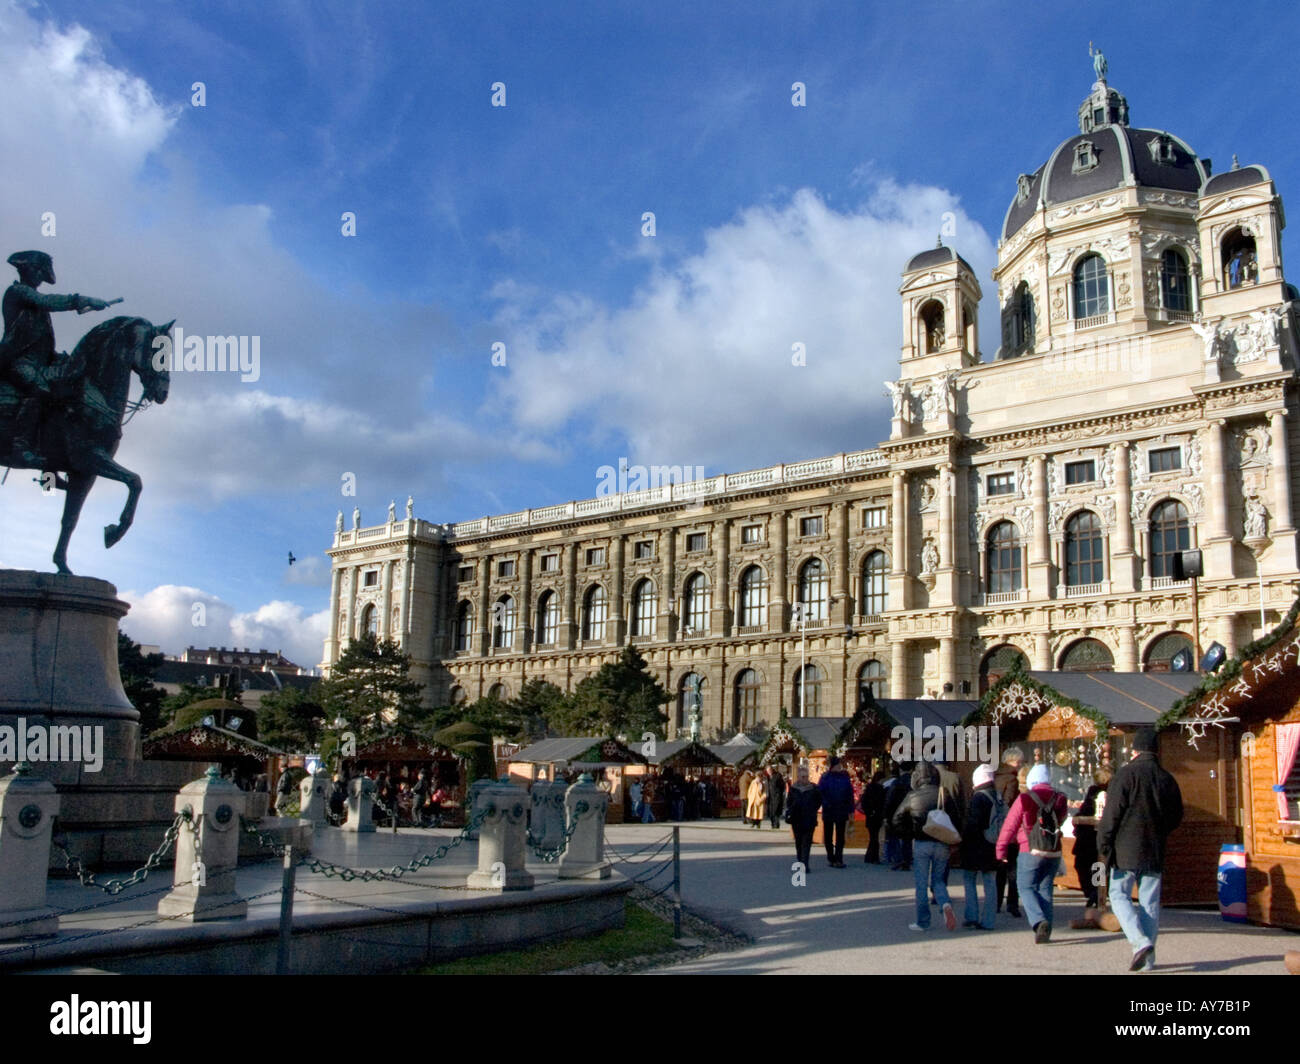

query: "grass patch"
xmin=417 ymin=901 xmax=677 ymax=975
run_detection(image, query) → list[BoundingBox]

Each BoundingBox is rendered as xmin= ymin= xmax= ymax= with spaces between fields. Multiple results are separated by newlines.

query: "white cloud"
xmin=490 ymin=182 xmax=997 ymax=477
xmin=120 ymin=584 xmax=329 ymax=670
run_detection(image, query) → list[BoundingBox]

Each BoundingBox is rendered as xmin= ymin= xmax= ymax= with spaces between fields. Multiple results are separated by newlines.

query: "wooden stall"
xmin=970 ymin=665 xmax=1223 ymax=905
xmin=346 ymin=732 xmax=465 ymax=824
xmin=506 ymin=737 xmax=647 ymax=823
xmin=627 ymin=740 xmax=728 ymax=820
xmin=1169 ymin=599 xmax=1300 ymax=929
xmin=143 ymin=723 xmax=283 ymax=818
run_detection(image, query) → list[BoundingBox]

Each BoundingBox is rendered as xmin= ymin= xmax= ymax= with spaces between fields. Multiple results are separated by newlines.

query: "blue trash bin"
xmin=1217 ymin=844 xmax=1247 ymax=923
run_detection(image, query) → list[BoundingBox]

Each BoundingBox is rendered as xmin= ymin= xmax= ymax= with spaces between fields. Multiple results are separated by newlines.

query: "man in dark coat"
xmin=993 ymin=747 xmax=1024 ymax=916
xmin=766 ymin=766 xmax=787 ymax=829
xmin=859 ymin=771 xmax=886 ymax=863
xmin=818 ymin=757 xmax=856 ymax=868
xmin=1099 ymin=727 xmax=1183 ymax=972
xmin=959 ymin=764 xmax=1000 ymax=929
xmin=787 ymin=764 xmax=822 ymax=872
xmin=883 ymin=763 xmax=912 ymax=869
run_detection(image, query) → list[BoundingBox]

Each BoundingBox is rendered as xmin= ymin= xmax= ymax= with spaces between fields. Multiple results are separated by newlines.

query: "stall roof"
xmin=144 ymin=722 xmax=283 ymax=761
xmin=510 ymin=736 xmax=647 ymax=766
xmin=975 ymin=669 xmax=1202 ymax=729
xmin=351 ymin=732 xmax=457 ymax=761
xmin=706 ymin=743 xmax=760 ymax=766
xmin=642 ymin=739 xmax=726 ymax=768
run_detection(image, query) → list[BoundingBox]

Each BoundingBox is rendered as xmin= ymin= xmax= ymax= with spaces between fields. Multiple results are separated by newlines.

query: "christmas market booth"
xmin=625 ymin=739 xmax=729 ymax=820
xmin=345 ymin=731 xmax=465 ymax=824
xmin=967 ymin=663 xmax=1217 ymax=904
xmin=506 ymin=737 xmax=647 ymax=823
xmin=1161 ymin=597 xmax=1300 ymax=930
xmin=143 ymin=722 xmax=284 ymax=815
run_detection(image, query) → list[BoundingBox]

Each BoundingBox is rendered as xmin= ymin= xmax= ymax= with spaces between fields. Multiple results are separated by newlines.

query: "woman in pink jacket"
xmin=995 ymin=764 xmax=1068 ymax=943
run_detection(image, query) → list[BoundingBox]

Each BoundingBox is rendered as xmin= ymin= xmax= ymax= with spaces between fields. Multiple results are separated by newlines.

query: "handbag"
xmin=922 ymin=787 xmax=961 ymax=845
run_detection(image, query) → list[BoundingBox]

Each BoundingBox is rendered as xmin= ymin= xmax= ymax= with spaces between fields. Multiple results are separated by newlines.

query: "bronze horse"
xmin=1 ymin=316 xmax=171 ymax=574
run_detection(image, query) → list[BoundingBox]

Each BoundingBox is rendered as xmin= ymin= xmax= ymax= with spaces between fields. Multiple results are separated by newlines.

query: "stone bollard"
xmin=342 ymin=776 xmax=376 ymax=833
xmin=466 ymin=777 xmax=534 ymax=891
xmin=298 ymin=766 xmax=331 ymax=828
xmin=0 ymin=763 xmax=61 ymax=939
xmin=530 ymin=780 xmax=567 ymax=851
xmin=158 ymin=766 xmax=248 ymax=921
xmin=558 ymin=773 xmax=611 ymax=880
xmin=465 ymin=777 xmax=493 ymax=840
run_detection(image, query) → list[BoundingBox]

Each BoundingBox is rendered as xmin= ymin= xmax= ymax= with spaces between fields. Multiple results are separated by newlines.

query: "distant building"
xmin=180 ymin=646 xmax=306 ymax=674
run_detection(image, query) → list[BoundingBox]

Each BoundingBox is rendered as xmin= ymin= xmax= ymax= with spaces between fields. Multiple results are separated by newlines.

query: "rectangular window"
xmin=686 ymin=532 xmax=707 ymax=553
xmin=987 ymin=473 xmax=1015 ymax=496
xmin=586 ymin=547 xmax=606 ymax=566
xmin=862 ymin=506 xmax=887 ymax=529
xmin=799 ymin=515 xmax=823 ymax=537
xmin=539 ymin=553 xmax=558 ymax=572
xmin=1149 ymin=447 xmax=1182 ymax=474
xmin=741 ymin=524 xmax=762 ymax=544
xmin=634 ymin=540 xmax=654 ymax=560
xmin=363 ymin=570 xmax=379 ymax=587
xmin=457 ymin=566 xmax=474 ymax=584
xmin=497 ymin=560 xmax=515 ymax=578
xmin=1065 ymin=460 xmax=1096 ymax=485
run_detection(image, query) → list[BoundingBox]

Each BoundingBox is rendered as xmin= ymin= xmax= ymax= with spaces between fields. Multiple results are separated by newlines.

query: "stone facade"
xmin=321 ymin=72 xmax=1300 ymax=738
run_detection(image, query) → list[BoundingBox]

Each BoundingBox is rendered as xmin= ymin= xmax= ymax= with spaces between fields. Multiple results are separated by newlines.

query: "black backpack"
xmin=1026 ymin=791 xmax=1061 ymax=856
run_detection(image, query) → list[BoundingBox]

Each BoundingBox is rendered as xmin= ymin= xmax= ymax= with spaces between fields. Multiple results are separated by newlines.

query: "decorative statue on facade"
xmin=1244 ymin=496 xmax=1268 ymax=540
xmin=885 ymin=379 xmax=911 ymax=421
xmin=406 ymin=494 xmax=414 ymax=520
xmin=921 ymin=537 xmax=940 ymax=575
xmin=352 ymin=506 xmax=361 ymax=530
xmin=387 ymin=499 xmax=396 ymax=523
xmin=1089 ymin=43 xmax=1107 ymax=83
xmin=0 ymin=250 xmax=171 ymax=573
xmin=1191 ymin=318 xmax=1224 ymax=364
xmin=688 ymin=674 xmax=703 ymax=743
xmin=335 ymin=510 xmax=344 ymax=534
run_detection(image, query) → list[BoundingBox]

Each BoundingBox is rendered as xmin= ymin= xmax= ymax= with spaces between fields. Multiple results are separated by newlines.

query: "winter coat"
xmin=996 ymin=784 xmax=1067 ymax=861
xmin=818 ymin=768 xmax=855 ymax=821
xmin=766 ymin=772 xmax=787 ymax=816
xmin=959 ymin=782 xmax=1000 ymax=872
xmin=1098 ymin=753 xmax=1184 ymax=873
xmin=883 ymin=775 xmax=910 ymax=822
xmin=786 ymin=782 xmax=822 ymax=831
xmin=859 ymin=781 xmax=886 ymax=823
xmin=892 ymin=778 xmax=942 ymax=842
xmin=746 ymin=777 xmax=768 ymax=820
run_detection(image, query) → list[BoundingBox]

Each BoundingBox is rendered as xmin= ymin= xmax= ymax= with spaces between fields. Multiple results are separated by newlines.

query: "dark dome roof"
xmin=905 ymin=244 xmax=973 ymax=274
xmin=1203 ymin=165 xmax=1270 ymax=196
xmin=1002 ymin=125 xmax=1209 ymax=241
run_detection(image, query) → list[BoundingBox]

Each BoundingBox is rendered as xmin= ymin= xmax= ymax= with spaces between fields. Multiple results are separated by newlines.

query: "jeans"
xmin=912 ymin=840 xmax=952 ymax=927
xmin=1109 ymin=869 xmax=1163 ymax=957
xmin=1015 ymin=852 xmax=1059 ymax=929
xmin=823 ymin=817 xmax=847 ymax=864
xmin=962 ymin=868 xmax=997 ymax=929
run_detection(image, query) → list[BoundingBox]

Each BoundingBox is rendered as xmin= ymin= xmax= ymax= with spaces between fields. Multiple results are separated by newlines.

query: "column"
xmin=1267 ymin=409 xmax=1297 ymax=572
xmin=611 ymin=535 xmax=626 ymax=645
xmin=833 ymin=501 xmax=850 ymax=623
xmin=889 ymin=471 xmax=908 ymax=611
xmin=324 ymin=567 xmax=342 ymax=664
xmin=564 ymin=542 xmax=578 ymax=649
xmin=1029 ymin=453 xmax=1050 ymax=599
xmin=346 ymin=565 xmax=359 ymax=646
xmin=1112 ymin=442 xmax=1136 ymax=593
xmin=517 ymin=551 xmax=532 ymax=653
xmin=380 ymin=559 xmax=392 ymax=638
xmin=890 ymin=640 xmax=907 ymax=699
xmin=1203 ymin=418 xmax=1235 ymax=578
xmin=1217 ymin=614 xmax=1238 ymax=660
xmin=714 ymin=518 xmax=730 ymax=636
xmin=1033 ymin=631 xmax=1052 ymax=671
xmin=934 ymin=464 xmax=956 ymax=606
xmin=478 ymin=555 xmax=491 ymax=656
xmin=772 ymin=510 xmax=788 ymax=630
xmin=1115 ymin=626 xmax=1138 ymax=673
xmin=938 ymin=636 xmax=955 ymax=696
xmin=661 ymin=528 xmax=677 ymax=639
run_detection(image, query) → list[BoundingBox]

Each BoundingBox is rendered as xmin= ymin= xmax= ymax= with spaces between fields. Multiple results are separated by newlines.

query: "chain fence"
xmin=50 ymin=810 xmax=194 ymax=895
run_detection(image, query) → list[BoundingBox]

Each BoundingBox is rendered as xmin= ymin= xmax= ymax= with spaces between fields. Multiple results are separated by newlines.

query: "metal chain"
xmin=299 ymin=807 xmax=490 ymax=882
xmin=528 ymin=800 xmax=590 ymax=863
xmin=51 ymin=810 xmax=192 ymax=895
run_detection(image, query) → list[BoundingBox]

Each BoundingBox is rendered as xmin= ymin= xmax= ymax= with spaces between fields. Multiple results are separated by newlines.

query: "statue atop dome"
xmin=1089 ymin=42 xmax=1107 ymax=84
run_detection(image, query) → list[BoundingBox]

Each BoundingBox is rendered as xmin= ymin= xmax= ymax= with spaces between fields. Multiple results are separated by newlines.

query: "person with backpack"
xmin=960 ymin=764 xmax=1003 ymax=930
xmin=892 ymin=761 xmax=958 ymax=932
xmin=996 ymin=763 xmax=1068 ymax=943
xmin=859 ymin=770 xmax=887 ymax=863
xmin=1099 ymin=727 xmax=1184 ymax=972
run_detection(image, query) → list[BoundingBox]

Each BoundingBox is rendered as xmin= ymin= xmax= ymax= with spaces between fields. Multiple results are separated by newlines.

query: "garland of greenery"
xmin=832 ymin=692 xmax=902 ymax=755
xmin=960 ymin=657 xmax=1113 ymax=737
xmin=759 ymin=710 xmax=811 ymax=765
xmin=1155 ymin=591 xmax=1300 ymax=730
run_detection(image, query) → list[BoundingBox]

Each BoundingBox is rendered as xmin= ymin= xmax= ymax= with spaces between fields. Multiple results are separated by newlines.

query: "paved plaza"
xmin=620 ymin=821 xmax=1297 ymax=976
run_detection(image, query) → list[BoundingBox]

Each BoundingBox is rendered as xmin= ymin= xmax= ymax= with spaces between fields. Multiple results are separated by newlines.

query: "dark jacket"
xmin=786 ymin=782 xmax=822 ymax=831
xmin=1071 ymin=783 xmax=1106 ymax=863
xmin=892 ymin=765 xmax=942 ymax=842
xmin=959 ymin=782 xmax=1000 ymax=872
xmin=818 ymin=768 xmax=855 ymax=821
xmin=1098 ymin=753 xmax=1183 ymax=873
xmin=859 ymin=780 xmax=886 ymax=823
xmin=766 ymin=771 xmax=787 ymax=816
xmin=883 ymin=774 xmax=910 ymax=821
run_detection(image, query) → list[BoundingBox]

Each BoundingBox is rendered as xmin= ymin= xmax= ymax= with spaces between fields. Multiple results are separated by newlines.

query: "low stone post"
xmin=298 ymin=766 xmax=331 ymax=828
xmin=558 ymin=773 xmax=611 ymax=880
xmin=158 ymin=766 xmax=248 ymax=921
xmin=0 ymin=763 xmax=61 ymax=939
xmin=530 ymin=780 xmax=567 ymax=851
xmin=342 ymin=776 xmax=375 ymax=833
xmin=466 ymin=777 xmax=534 ymax=890
xmin=465 ymin=777 xmax=493 ymax=839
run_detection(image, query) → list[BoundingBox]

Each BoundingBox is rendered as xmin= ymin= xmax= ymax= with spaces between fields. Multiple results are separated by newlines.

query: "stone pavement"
xmin=611 ymin=820 xmax=1296 ymax=976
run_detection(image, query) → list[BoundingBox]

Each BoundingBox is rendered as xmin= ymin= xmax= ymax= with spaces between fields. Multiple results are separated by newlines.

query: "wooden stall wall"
xmin=1160 ymin=730 xmax=1239 ymax=906
xmin=1242 ymin=700 xmax=1300 ymax=930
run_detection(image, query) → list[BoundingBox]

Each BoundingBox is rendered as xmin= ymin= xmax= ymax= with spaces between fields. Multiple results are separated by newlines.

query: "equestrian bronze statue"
xmin=0 ymin=250 xmax=171 ymax=574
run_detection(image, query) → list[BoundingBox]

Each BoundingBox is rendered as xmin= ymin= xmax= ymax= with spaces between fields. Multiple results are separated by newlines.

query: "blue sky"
xmin=2 ymin=0 xmax=1297 ymax=666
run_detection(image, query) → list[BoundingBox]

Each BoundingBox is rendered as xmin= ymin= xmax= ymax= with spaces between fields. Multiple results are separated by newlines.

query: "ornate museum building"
xmin=322 ymin=69 xmax=1300 ymax=737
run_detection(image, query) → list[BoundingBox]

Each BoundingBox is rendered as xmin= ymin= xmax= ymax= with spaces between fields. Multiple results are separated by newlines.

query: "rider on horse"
xmin=0 ymin=250 xmax=114 ymax=467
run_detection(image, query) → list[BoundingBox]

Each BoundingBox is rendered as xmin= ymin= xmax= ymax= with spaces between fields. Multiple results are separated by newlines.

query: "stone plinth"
xmin=157 ymin=768 xmax=247 ymax=921
xmin=557 ymin=774 xmax=611 ymax=880
xmin=466 ymin=778 xmax=534 ymax=891
xmin=0 ymin=764 xmax=61 ymax=938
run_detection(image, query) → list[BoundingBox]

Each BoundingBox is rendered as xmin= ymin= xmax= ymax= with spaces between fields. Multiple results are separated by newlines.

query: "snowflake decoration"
xmin=1181 ymin=693 xmax=1232 ymax=749
xmin=993 ymin=682 xmax=1044 ymax=724
xmin=1231 ymin=676 xmax=1252 ymax=698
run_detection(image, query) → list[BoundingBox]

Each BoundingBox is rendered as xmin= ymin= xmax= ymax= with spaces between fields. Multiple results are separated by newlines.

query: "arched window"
xmin=683 ymin=572 xmax=710 ymax=635
xmin=734 ymin=669 xmax=761 ymax=729
xmin=535 ymin=590 xmax=559 ymax=645
xmin=582 ymin=585 xmax=607 ymax=641
xmin=1059 ymin=638 xmax=1115 ymax=672
xmin=1160 ymin=247 xmax=1192 ymax=313
xmin=1014 ymin=282 xmax=1035 ymax=350
xmin=1073 ymin=253 xmax=1109 ymax=319
xmin=798 ymin=558 xmax=828 ymax=622
xmin=492 ymin=595 xmax=515 ymax=648
xmin=986 ymin=522 xmax=1022 ymax=594
xmin=1149 ymin=500 xmax=1191 ymax=579
xmin=1222 ymin=228 xmax=1258 ymax=289
xmin=1144 ymin=632 xmax=1194 ymax=672
xmin=793 ymin=664 xmax=823 ymax=717
xmin=454 ymin=601 xmax=474 ymax=652
xmin=449 ymin=685 xmax=467 ymax=706
xmin=739 ymin=566 xmax=768 ymax=627
xmin=857 ymin=660 xmax=887 ymax=702
xmin=631 ymin=579 xmax=657 ymax=637
xmin=1065 ymin=511 xmax=1104 ymax=587
xmin=920 ymin=300 xmax=945 ymax=353
xmin=360 ymin=604 xmax=378 ymax=638
xmin=677 ymin=673 xmax=705 ymax=730
xmin=861 ymin=550 xmax=888 ymax=616
xmin=488 ymin=682 xmax=508 ymax=701
xmin=979 ymin=644 xmax=1027 ymax=694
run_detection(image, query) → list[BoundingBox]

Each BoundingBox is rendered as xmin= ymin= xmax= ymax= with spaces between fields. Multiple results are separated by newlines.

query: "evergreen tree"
xmin=510 ymin=678 xmax=568 ymax=740
xmin=257 ymin=684 xmax=326 ymax=751
xmin=118 ymin=632 xmax=166 ymax=736
xmin=552 ymin=645 xmax=670 ymax=737
xmin=317 ymin=633 xmax=425 ymax=743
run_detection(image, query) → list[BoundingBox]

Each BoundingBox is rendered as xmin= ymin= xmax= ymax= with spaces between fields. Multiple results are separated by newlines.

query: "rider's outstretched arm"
xmin=10 ymin=284 xmax=106 ymax=313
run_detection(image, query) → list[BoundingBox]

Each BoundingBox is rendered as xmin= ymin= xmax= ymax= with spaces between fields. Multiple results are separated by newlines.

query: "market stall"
xmin=506 ymin=736 xmax=648 ymax=823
